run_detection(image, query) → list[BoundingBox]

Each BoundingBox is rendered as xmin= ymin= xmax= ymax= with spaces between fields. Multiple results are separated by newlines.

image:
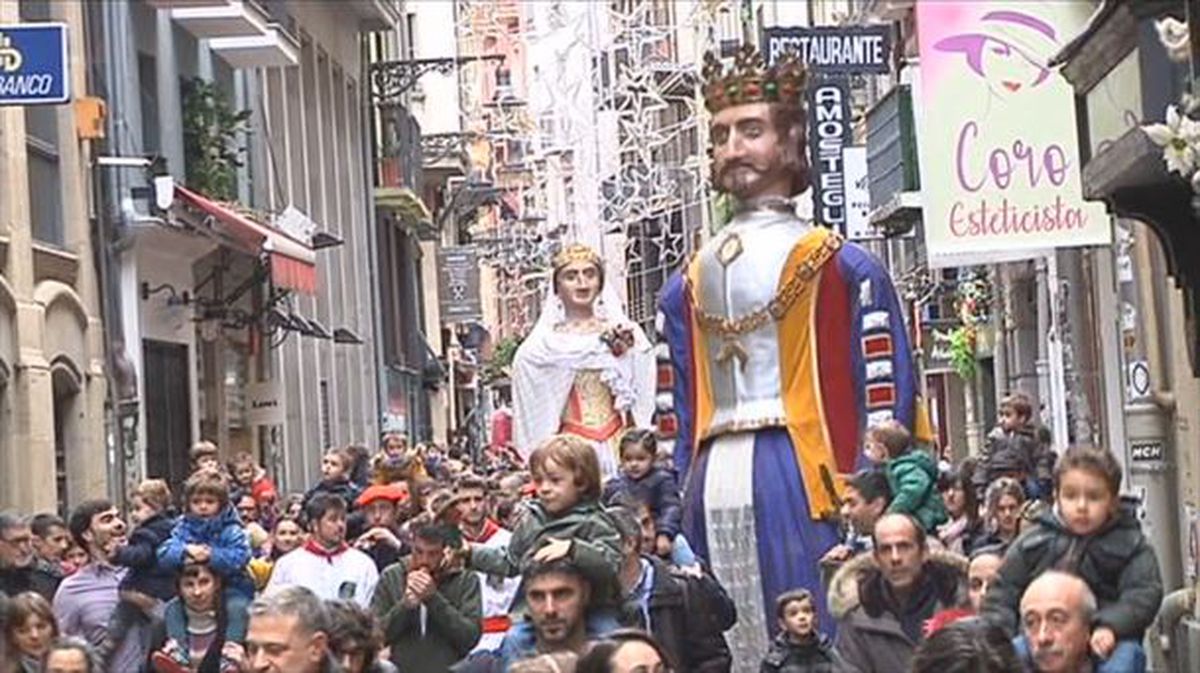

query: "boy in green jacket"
xmin=864 ymin=421 xmax=948 ymax=533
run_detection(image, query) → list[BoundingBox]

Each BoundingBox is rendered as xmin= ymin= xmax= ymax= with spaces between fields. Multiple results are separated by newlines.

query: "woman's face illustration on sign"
xmin=934 ymin=10 xmax=1058 ymax=100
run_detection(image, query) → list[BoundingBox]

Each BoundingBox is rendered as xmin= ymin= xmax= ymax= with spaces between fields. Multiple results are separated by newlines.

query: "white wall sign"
xmin=246 ymin=381 xmax=285 ymax=426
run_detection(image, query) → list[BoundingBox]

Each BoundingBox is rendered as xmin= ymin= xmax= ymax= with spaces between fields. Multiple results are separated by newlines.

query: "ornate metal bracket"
xmin=422 ymin=132 xmax=471 ymax=165
xmin=370 ymin=54 xmax=504 ymax=104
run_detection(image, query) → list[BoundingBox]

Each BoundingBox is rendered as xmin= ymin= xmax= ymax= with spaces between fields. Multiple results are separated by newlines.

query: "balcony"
xmin=211 ymin=22 xmax=299 ymax=69
xmin=349 ymin=0 xmax=402 ymax=32
xmin=171 ymin=0 xmax=270 ymax=39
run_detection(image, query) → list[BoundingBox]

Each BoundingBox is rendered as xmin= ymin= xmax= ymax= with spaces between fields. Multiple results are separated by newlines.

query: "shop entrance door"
xmin=144 ymin=340 xmax=192 ymax=489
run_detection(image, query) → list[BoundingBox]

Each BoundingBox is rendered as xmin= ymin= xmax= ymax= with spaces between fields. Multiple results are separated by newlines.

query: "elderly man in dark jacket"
xmin=611 ymin=498 xmax=735 ymax=672
xmin=981 ymin=504 xmax=1162 ymax=670
xmin=0 ymin=512 xmax=61 ymax=601
xmin=830 ymin=513 xmax=967 ymax=673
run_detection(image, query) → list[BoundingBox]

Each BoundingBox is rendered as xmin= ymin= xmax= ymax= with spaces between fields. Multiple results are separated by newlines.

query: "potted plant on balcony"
xmin=182 ymin=77 xmax=251 ymax=202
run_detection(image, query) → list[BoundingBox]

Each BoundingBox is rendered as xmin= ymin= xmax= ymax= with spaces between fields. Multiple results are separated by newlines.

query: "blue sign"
xmin=0 ymin=24 xmax=70 ymax=106
xmin=763 ymin=25 xmax=893 ymax=74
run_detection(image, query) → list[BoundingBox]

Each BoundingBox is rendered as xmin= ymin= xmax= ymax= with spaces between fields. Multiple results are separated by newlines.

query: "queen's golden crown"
xmin=702 ymin=43 xmax=808 ymax=113
xmin=552 ymin=243 xmax=602 ymax=271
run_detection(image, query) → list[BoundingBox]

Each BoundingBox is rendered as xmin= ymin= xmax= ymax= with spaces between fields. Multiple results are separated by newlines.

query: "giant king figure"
xmin=659 ymin=45 xmax=922 ymax=664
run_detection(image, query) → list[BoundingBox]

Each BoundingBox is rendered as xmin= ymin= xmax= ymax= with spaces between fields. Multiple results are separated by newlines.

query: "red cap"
xmin=356 ymin=483 xmax=409 ymax=507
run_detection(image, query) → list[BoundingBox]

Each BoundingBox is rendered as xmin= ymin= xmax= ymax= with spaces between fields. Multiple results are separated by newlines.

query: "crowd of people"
xmin=0 ymin=391 xmax=1167 ymax=673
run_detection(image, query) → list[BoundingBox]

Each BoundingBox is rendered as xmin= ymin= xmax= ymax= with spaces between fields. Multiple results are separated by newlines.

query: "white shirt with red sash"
xmin=464 ymin=519 xmax=521 ymax=652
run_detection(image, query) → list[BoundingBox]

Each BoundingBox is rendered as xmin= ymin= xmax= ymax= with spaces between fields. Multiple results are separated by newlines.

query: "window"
xmin=404 ymin=13 xmax=417 ymax=61
xmin=24 ymin=107 xmax=63 ymax=246
xmin=319 ymin=379 xmax=331 ymax=449
xmin=139 ymin=53 xmax=161 ymax=154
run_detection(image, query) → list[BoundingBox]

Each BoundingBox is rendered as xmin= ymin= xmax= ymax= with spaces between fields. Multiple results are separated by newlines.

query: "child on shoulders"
xmin=602 ymin=429 xmax=685 ymax=558
xmin=981 ymin=445 xmax=1163 ymax=673
xmin=371 ymin=433 xmax=428 ymax=486
xmin=230 ymin=451 xmax=278 ymax=518
xmin=99 ymin=479 xmax=179 ymax=666
xmin=463 ymin=434 xmax=623 ymax=632
xmin=974 ymin=393 xmax=1040 ymax=500
xmin=864 ymin=421 xmax=947 ymax=533
xmin=303 ymin=447 xmax=363 ymax=513
xmin=158 ymin=469 xmax=254 ymax=646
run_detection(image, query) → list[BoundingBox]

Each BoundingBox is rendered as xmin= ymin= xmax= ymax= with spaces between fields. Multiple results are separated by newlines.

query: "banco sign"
xmin=0 ymin=24 xmax=69 ymax=106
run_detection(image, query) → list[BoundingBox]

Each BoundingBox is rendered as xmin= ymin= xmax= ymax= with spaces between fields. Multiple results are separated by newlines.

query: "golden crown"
xmin=702 ymin=43 xmax=808 ymax=113
xmin=552 ymin=243 xmax=602 ymax=271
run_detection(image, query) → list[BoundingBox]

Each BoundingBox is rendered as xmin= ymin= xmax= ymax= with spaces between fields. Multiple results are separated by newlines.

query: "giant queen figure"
xmin=512 ymin=244 xmax=657 ymax=477
xmin=659 ymin=45 xmax=921 ymax=662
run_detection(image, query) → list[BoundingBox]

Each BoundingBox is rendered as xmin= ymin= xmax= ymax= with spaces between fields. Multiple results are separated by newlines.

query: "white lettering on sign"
xmin=1130 ymin=441 xmax=1164 ymax=462
xmin=808 ymin=80 xmax=850 ymax=228
xmin=767 ymin=34 xmax=886 ymax=71
xmin=0 ymin=72 xmax=52 ymax=96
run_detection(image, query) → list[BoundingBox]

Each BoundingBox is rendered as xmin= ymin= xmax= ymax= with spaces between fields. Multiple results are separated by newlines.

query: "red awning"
xmin=174 ymin=186 xmax=317 ymax=295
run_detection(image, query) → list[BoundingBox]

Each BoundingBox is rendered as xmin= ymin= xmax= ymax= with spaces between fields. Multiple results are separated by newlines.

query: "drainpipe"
xmin=88 ymin=0 xmax=144 ymax=503
xmin=1154 ymin=587 xmax=1195 ymax=673
xmin=362 ymin=35 xmax=385 ymax=441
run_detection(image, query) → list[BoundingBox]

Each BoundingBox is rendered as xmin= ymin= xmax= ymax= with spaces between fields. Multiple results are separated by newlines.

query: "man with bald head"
xmin=1019 ymin=570 xmax=1123 ymax=673
xmin=831 ymin=513 xmax=967 ymax=672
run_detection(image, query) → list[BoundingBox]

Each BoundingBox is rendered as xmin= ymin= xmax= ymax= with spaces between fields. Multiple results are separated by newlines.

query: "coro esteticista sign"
xmin=0 ymin=23 xmax=69 ymax=106
xmin=914 ymin=3 xmax=1108 ymax=267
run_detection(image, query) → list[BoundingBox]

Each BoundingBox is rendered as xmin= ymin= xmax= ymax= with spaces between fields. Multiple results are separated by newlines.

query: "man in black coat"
xmin=611 ymin=498 xmax=735 ymax=672
xmin=0 ymin=511 xmax=61 ymax=601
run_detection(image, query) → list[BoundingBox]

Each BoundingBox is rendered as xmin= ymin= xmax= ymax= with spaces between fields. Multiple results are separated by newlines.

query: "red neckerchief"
xmin=304 ymin=539 xmax=349 ymax=563
xmin=462 ymin=518 xmax=502 ymax=544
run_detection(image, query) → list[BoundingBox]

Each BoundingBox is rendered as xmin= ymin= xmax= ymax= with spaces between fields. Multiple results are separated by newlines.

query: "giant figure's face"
xmin=711 ymin=102 xmax=807 ymax=201
xmin=554 ymin=259 xmax=602 ymax=316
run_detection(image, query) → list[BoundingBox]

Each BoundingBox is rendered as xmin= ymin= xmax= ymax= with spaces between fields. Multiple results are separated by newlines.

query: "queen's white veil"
xmin=510 ymin=273 xmax=656 ymax=460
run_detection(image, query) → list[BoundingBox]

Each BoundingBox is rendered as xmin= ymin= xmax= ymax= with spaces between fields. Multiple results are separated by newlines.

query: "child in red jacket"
xmin=231 ymin=451 xmax=278 ymax=514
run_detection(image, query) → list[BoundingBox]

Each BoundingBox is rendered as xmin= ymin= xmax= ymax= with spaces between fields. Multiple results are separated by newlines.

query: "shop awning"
xmin=174 ymin=186 xmax=318 ymax=295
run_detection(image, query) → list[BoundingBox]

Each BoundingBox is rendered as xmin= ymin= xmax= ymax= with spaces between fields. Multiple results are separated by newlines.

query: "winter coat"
xmin=113 ymin=511 xmax=178 ymax=601
xmin=830 ymin=550 xmax=968 ymax=673
xmin=760 ymin=632 xmax=846 ymax=673
xmin=980 ymin=508 xmax=1163 ymax=640
xmin=884 ymin=451 xmax=948 ymax=532
xmin=158 ymin=505 xmax=254 ymax=597
xmin=0 ymin=562 xmax=60 ymax=602
xmin=469 ymin=499 xmax=623 ymax=614
xmin=603 ymin=466 xmax=684 ymax=538
xmin=303 ymin=478 xmax=363 ymax=513
xmin=619 ymin=556 xmax=735 ymax=673
xmin=371 ymin=557 xmax=482 ymax=673
xmin=973 ymin=426 xmax=1038 ymax=496
xmin=144 ymin=598 xmax=227 ymax=673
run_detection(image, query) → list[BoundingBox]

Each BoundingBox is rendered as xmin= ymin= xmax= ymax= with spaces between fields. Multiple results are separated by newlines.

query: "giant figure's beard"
xmin=716 ymin=159 xmax=772 ymax=197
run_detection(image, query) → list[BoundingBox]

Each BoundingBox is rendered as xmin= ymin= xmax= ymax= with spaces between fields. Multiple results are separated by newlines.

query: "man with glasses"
xmin=0 ymin=511 xmax=61 ymax=600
